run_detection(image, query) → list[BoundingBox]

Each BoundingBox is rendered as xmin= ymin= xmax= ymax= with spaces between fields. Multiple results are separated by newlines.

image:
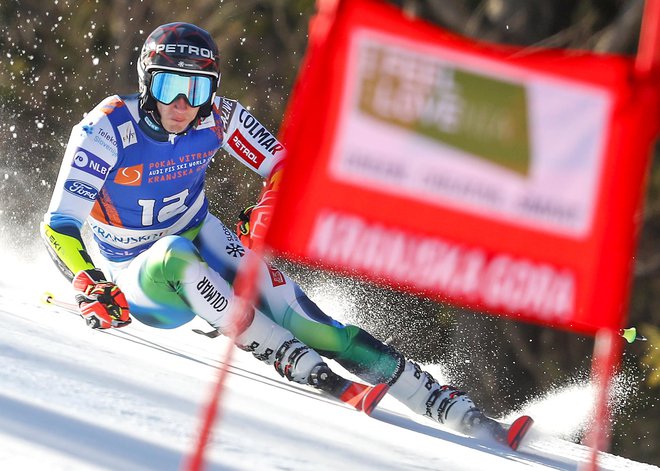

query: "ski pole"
xmin=41 ymin=291 xmax=79 ymax=313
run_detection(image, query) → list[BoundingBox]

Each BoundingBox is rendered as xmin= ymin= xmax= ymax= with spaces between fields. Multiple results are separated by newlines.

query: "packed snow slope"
xmin=0 ymin=249 xmax=658 ymax=471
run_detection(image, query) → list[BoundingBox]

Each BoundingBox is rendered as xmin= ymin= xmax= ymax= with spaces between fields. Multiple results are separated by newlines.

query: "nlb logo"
xmin=72 ymin=149 xmax=110 ymax=179
xmin=64 ymin=180 xmax=99 ymax=201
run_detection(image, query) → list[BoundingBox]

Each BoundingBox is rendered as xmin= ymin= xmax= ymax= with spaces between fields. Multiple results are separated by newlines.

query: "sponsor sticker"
xmin=196 ymin=113 xmax=215 ymax=130
xmin=64 ymin=179 xmax=99 ymax=202
xmin=117 ymin=121 xmax=137 ymax=148
xmin=196 ymin=276 xmax=229 ymax=312
xmin=227 ymin=129 xmax=266 ymax=169
xmin=225 ymin=243 xmax=245 ymax=258
xmin=114 ymin=164 xmax=143 ymax=186
xmin=267 ymin=265 xmax=286 ymax=287
xmin=72 ymin=149 xmax=110 ymax=179
xmin=237 ymin=108 xmax=285 ymax=156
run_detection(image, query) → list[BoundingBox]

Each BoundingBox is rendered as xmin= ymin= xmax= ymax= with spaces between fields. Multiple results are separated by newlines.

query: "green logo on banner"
xmin=358 ymin=43 xmax=531 ymax=176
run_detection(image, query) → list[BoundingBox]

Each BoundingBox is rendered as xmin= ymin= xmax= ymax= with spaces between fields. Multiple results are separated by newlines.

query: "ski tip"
xmin=361 ymin=383 xmax=389 ymax=416
xmin=507 ymin=415 xmax=534 ymax=451
xmin=339 ymin=382 xmax=389 ymax=415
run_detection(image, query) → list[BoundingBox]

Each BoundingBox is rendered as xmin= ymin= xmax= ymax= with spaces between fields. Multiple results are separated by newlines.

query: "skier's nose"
xmin=172 ymin=96 xmax=192 ymax=110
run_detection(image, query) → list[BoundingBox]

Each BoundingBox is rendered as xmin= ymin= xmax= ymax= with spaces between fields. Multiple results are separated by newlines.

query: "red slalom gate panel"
xmin=267 ymin=0 xmax=660 ymax=336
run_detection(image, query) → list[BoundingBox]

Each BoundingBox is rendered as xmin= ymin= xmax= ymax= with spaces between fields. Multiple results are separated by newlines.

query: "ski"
xmin=194 ymin=330 xmax=390 ymax=414
xmin=506 ymin=415 xmax=534 ymax=451
xmin=311 ymin=365 xmax=389 ymax=416
xmin=44 ymin=291 xmax=389 ymax=415
xmin=467 ymin=413 xmax=534 ymax=451
xmin=338 ymin=381 xmax=389 ymax=415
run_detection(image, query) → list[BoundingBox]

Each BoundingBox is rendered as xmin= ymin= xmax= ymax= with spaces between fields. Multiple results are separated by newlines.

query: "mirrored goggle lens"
xmin=150 ymin=72 xmax=213 ymax=107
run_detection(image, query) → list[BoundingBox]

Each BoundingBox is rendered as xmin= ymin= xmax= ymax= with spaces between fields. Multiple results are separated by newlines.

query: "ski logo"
xmin=72 ymin=149 xmax=110 ymax=179
xmin=64 ymin=180 xmax=99 ymax=201
xmin=196 ymin=277 xmax=229 ymax=313
xmin=117 ymin=121 xmax=137 ymax=148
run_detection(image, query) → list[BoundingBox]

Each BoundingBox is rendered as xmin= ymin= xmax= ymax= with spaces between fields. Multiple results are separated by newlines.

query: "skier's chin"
xmin=163 ymin=119 xmax=192 ymax=134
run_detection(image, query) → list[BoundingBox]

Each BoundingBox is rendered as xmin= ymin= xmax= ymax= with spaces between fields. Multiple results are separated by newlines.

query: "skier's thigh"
xmin=109 ymin=241 xmax=197 ymax=329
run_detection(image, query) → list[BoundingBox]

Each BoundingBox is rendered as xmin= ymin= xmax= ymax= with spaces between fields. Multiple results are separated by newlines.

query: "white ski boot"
xmin=236 ymin=308 xmax=325 ymax=384
xmin=388 ymin=360 xmax=506 ymax=441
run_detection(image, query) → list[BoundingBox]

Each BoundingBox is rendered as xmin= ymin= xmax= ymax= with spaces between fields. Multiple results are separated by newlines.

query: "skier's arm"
xmin=217 ymin=97 xmax=285 ymax=178
xmin=41 ymin=216 xmax=95 ymax=281
xmin=236 ymin=159 xmax=284 ymax=248
xmin=41 ymin=99 xmax=117 ymax=281
xmin=42 ymin=96 xmax=131 ymax=329
xmin=214 ymin=97 xmax=286 ymax=247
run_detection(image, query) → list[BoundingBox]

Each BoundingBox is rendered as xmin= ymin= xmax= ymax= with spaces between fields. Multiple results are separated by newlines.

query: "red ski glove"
xmin=236 ymin=189 xmax=276 ymax=249
xmin=72 ymin=269 xmax=131 ymax=329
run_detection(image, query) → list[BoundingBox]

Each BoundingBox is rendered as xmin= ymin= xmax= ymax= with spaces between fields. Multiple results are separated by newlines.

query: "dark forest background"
xmin=0 ymin=0 xmax=658 ymax=465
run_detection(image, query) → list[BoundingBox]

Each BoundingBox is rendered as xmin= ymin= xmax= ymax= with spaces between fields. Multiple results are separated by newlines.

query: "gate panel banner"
xmin=267 ymin=0 xmax=660 ymax=335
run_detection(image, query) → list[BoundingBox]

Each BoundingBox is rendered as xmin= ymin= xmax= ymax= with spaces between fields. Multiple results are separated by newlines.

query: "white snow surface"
xmin=0 ymin=248 xmax=658 ymax=471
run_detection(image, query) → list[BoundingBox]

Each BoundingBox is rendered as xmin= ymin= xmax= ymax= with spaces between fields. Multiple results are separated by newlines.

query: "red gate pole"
xmin=578 ymin=1 xmax=660 ymax=468
xmin=183 ymin=247 xmax=268 ymax=471
xmin=636 ymin=0 xmax=660 ymax=79
xmin=580 ymin=329 xmax=620 ymax=471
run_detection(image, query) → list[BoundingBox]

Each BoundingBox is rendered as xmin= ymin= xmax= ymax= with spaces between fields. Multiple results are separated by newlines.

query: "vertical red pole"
xmin=184 ymin=338 xmax=236 ymax=471
xmin=183 ymin=249 xmax=266 ymax=471
xmin=182 ymin=0 xmax=338 ymax=460
xmin=580 ymin=329 xmax=619 ymax=471
xmin=636 ymin=0 xmax=660 ymax=79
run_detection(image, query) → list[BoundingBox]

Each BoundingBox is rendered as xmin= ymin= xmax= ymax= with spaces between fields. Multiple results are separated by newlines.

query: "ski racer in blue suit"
xmin=41 ymin=22 xmax=505 ymax=440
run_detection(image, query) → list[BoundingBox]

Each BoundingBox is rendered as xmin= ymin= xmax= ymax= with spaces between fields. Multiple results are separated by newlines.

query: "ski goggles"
xmin=149 ymin=71 xmax=214 ymax=107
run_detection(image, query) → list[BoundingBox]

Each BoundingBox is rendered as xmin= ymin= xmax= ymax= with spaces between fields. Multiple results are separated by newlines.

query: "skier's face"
xmin=156 ymin=97 xmax=199 ymax=134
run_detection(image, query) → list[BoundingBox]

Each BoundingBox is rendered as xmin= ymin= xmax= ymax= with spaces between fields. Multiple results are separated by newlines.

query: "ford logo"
xmin=64 ymin=179 xmax=99 ymax=201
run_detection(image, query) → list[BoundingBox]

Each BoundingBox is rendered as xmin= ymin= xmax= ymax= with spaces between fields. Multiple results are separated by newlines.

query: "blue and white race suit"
xmin=44 ymin=93 xmax=401 ymax=385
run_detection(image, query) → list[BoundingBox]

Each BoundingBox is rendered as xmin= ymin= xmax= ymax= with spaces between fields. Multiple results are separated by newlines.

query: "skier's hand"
xmin=72 ymin=269 xmax=131 ymax=329
xmin=236 ymin=204 xmax=256 ymax=248
xmin=236 ymin=189 xmax=276 ymax=249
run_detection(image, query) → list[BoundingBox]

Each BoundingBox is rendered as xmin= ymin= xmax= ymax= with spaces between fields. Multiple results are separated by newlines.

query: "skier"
xmin=41 ymin=22 xmax=509 ymax=442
